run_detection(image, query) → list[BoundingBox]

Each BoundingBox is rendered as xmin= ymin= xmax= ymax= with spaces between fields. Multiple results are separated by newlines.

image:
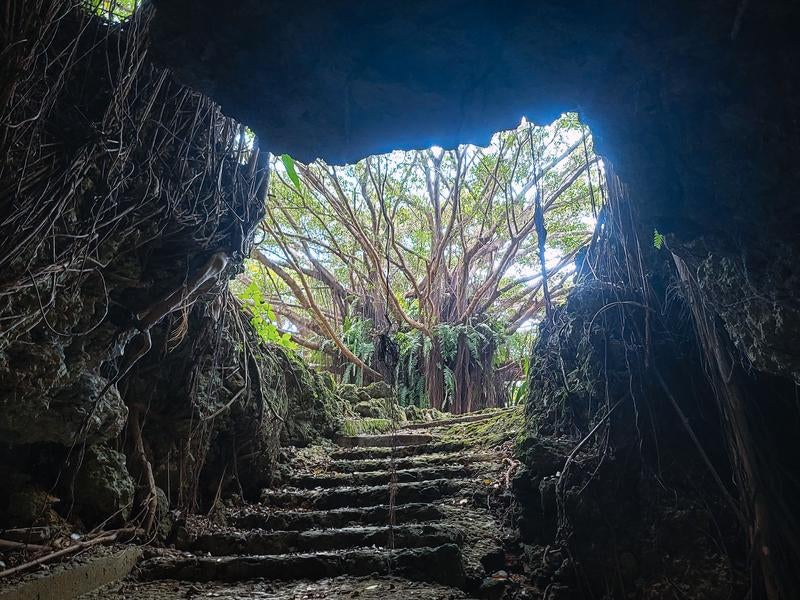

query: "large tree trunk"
xmin=452 ymin=334 xmax=498 ymax=414
xmin=425 ymin=342 xmax=444 ymax=411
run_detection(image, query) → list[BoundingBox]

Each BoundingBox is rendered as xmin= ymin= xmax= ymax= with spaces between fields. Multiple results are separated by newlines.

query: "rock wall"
xmin=0 ymin=1 xmax=341 ymax=530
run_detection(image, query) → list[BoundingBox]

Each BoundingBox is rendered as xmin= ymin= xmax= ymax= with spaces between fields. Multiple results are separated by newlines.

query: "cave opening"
xmin=237 ymin=114 xmax=605 ymax=418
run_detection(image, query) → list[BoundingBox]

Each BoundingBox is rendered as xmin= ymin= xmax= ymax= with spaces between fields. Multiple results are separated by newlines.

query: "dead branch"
xmin=0 ymin=528 xmax=138 ymax=580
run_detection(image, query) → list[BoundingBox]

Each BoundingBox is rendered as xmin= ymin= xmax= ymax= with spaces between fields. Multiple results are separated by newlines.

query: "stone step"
xmin=330 ymin=441 xmax=467 ymax=461
xmin=80 ymin=576 xmax=479 ymax=599
xmin=137 ymin=544 xmax=466 ymax=588
xmin=289 ymin=464 xmax=492 ymax=489
xmin=260 ymin=479 xmax=470 ymax=510
xmin=335 ymin=433 xmax=433 ymax=448
xmin=229 ymin=502 xmax=445 ymax=531
xmin=327 ymin=451 xmax=496 ymax=473
xmin=181 ymin=523 xmax=463 ymax=555
xmin=400 ymin=409 xmax=514 ymax=430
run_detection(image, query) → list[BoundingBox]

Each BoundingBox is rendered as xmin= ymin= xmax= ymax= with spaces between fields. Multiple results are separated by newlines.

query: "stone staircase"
xmin=81 ymin=417 xmax=513 ymax=599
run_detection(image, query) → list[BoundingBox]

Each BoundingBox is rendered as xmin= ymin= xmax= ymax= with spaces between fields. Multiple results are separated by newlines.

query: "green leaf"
xmin=281 ymin=154 xmax=302 ymax=193
xmin=653 ymin=229 xmax=665 ymax=250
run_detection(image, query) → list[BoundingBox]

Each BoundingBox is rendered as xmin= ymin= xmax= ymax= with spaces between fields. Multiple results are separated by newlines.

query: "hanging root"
xmin=115 ymin=251 xmax=230 ymax=381
xmin=129 ymin=406 xmax=158 ymax=535
xmin=136 ymin=252 xmax=230 ymax=330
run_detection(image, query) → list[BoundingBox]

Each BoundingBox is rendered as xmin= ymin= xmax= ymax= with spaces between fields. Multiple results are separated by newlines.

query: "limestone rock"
xmin=364 ymin=381 xmax=393 ymax=399
xmin=337 ymin=384 xmax=360 ymax=405
xmin=0 ymin=373 xmax=126 ymax=446
xmin=354 ymin=398 xmax=406 ymax=422
xmin=76 ymin=444 xmax=135 ymax=524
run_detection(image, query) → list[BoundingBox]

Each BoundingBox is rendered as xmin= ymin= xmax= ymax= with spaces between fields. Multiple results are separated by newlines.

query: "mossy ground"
xmin=339 ymin=418 xmax=394 ymax=436
xmin=440 ymin=406 xmax=524 ymax=448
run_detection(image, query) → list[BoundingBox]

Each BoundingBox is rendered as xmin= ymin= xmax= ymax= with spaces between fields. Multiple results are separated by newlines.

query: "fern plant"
xmin=342 ymin=314 xmax=374 ymax=385
xmin=508 ymin=356 xmax=531 ymax=406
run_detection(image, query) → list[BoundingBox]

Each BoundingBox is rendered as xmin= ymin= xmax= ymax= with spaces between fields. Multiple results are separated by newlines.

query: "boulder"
xmin=337 ymin=383 xmax=360 ymax=405
xmin=354 ymin=398 xmax=406 ymax=422
xmin=364 ymin=381 xmax=393 ymax=399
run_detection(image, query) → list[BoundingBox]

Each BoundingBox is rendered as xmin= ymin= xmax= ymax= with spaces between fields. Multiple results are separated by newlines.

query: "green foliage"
xmin=434 ymin=321 xmax=500 ymax=365
xmin=236 ymin=280 xmax=297 ymax=351
xmin=280 ymin=154 xmax=302 ymax=193
xmin=653 ymin=229 xmax=665 ymax=250
xmin=254 ymin=113 xmax=603 ymax=410
xmin=436 ymin=324 xmax=459 ymax=363
xmin=84 ymin=0 xmax=137 ymax=20
xmin=508 ymin=356 xmax=530 ymax=406
xmin=443 ymin=366 xmax=456 ymax=410
xmin=393 ymin=329 xmax=428 ymax=407
xmin=341 ymin=315 xmax=374 ymax=385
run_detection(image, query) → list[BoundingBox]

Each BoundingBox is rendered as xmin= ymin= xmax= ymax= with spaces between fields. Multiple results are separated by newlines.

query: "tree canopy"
xmin=236 ymin=114 xmax=604 ymax=413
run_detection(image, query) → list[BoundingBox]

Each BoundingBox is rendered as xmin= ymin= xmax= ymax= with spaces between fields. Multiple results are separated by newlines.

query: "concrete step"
xmin=289 ymin=464 xmax=492 ymax=489
xmin=137 ymin=544 xmax=466 ymax=588
xmin=0 ymin=547 xmax=141 ymax=600
xmin=260 ymin=479 xmax=470 ymax=510
xmin=228 ymin=502 xmax=446 ymax=531
xmin=330 ymin=441 xmax=467 ymax=461
xmin=181 ymin=523 xmax=463 ymax=555
xmin=327 ymin=451 xmax=496 ymax=473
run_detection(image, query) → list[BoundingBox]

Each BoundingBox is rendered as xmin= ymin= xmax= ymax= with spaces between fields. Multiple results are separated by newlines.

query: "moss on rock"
xmin=353 ymin=397 xmax=406 ymax=422
xmin=404 ymin=405 xmax=448 ymax=422
xmin=339 ymin=418 xmax=394 ymax=436
xmin=279 ymin=348 xmax=346 ymax=446
xmin=363 ymin=381 xmax=393 ymax=399
xmin=441 ymin=407 xmax=524 ymax=448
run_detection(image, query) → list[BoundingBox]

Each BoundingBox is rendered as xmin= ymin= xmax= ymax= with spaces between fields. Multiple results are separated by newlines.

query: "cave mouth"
xmin=236 ymin=113 xmax=605 ymax=415
xmin=2 ymin=1 xmax=799 ymax=598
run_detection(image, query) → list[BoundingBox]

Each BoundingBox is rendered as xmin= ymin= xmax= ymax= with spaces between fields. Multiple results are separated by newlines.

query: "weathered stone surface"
xmin=81 ymin=577 xmax=476 ymax=600
xmin=279 ymin=350 xmax=345 ymax=447
xmin=138 ymin=545 xmax=466 ymax=588
xmin=0 ymin=374 xmax=126 ymax=446
xmin=0 ymin=547 xmax=142 ymax=600
xmin=149 ymin=0 xmax=625 ymax=164
xmin=261 ymin=479 xmax=469 ymax=511
xmin=363 ymin=381 xmax=393 ymax=399
xmin=327 ymin=451 xmax=495 ymax=474
xmin=330 ymin=440 xmax=466 ymax=461
xmin=230 ymin=503 xmax=445 ymax=531
xmin=4 ymin=487 xmax=62 ymax=527
xmin=75 ymin=444 xmax=135 ymax=524
xmin=698 ymin=252 xmax=800 ymax=384
xmin=352 ymin=397 xmax=406 ymax=422
xmin=336 ymin=433 xmax=432 ymax=448
xmin=182 ymin=523 xmax=462 ymax=555
xmin=290 ymin=464 xmax=492 ymax=489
